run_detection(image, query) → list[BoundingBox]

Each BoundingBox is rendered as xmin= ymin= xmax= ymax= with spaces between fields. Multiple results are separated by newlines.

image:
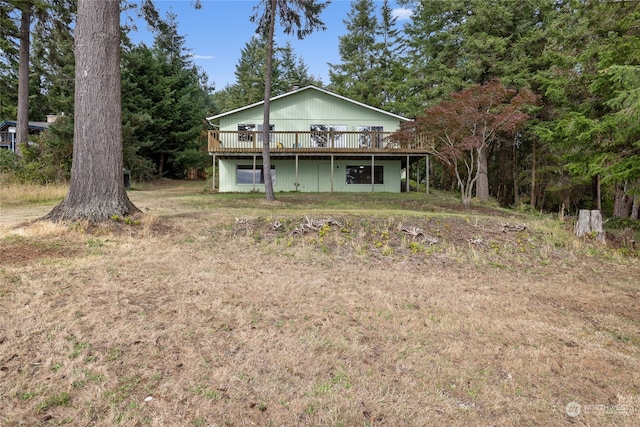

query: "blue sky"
xmin=124 ymin=0 xmax=413 ymax=90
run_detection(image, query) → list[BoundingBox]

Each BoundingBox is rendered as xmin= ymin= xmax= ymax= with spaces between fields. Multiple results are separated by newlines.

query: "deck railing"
xmin=0 ymin=131 xmax=14 ymax=150
xmin=207 ymin=130 xmax=430 ymax=153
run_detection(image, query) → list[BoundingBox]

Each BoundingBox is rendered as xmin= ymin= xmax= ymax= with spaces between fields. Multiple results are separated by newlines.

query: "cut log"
xmin=575 ymin=209 xmax=605 ymax=243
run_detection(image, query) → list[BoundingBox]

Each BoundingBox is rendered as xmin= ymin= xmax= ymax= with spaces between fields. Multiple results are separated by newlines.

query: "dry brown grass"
xmin=0 ymin=182 xmax=68 ymax=208
xmin=1 ymin=181 xmax=639 ymax=426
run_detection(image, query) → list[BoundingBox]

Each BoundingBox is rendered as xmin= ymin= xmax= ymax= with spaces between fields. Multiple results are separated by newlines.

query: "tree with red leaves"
xmin=394 ymin=80 xmax=538 ymax=207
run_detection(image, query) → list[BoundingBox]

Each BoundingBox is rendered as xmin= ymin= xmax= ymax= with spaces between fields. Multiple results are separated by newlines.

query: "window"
xmin=236 ymin=165 xmax=276 ymax=185
xmin=238 ymin=124 xmax=274 ymax=143
xmin=358 ymin=126 xmax=384 ymax=148
xmin=346 ymin=165 xmax=383 ymax=184
xmin=310 ymin=124 xmax=328 ymax=147
xmin=311 ymin=124 xmax=346 ymax=147
xmin=238 ymin=124 xmax=255 ymax=142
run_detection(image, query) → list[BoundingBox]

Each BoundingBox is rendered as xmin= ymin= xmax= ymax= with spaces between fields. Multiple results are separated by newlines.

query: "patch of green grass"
xmin=50 ymin=362 xmax=64 ymax=372
xmin=192 ymin=417 xmax=207 ymax=427
xmin=105 ymin=375 xmax=141 ymax=405
xmin=106 ymin=346 xmax=122 ymax=361
xmin=73 ymin=369 xmax=106 ymax=389
xmin=35 ymin=392 xmax=71 ymax=412
xmin=86 ymin=238 xmax=104 ymax=248
xmin=66 ymin=335 xmax=91 ymax=359
xmin=190 ymin=383 xmax=221 ymax=401
xmin=20 ymin=391 xmax=38 ymax=401
xmin=312 ymin=381 xmax=333 ymax=397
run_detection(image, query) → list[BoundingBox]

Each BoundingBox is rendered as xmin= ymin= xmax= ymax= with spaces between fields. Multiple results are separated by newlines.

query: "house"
xmin=206 ymin=85 xmax=430 ymax=193
xmin=0 ymin=119 xmax=51 ymax=153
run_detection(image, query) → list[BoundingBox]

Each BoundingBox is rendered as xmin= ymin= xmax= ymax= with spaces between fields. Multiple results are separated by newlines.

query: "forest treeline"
xmin=1 ymin=0 xmax=638 ymax=218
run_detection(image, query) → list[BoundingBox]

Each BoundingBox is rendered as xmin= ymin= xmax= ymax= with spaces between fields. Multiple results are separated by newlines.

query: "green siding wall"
xmin=219 ymin=158 xmax=402 ymax=193
xmin=218 ymin=90 xmax=404 ymax=133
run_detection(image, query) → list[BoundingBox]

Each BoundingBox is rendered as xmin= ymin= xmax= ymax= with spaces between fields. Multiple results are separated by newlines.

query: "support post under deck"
xmin=406 ymin=155 xmax=410 ymax=193
xmin=211 ymin=154 xmax=216 ymax=192
xmin=295 ymin=154 xmax=299 ymax=191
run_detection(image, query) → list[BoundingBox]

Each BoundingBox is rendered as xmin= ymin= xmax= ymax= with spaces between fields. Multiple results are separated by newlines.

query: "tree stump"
xmin=575 ymin=209 xmax=606 ymax=243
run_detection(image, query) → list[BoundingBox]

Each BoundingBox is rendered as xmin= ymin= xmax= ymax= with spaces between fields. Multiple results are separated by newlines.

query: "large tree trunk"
xmin=43 ymin=0 xmax=139 ymax=223
xmin=16 ymin=3 xmax=31 ymax=154
xmin=613 ymin=181 xmax=630 ymax=218
xmin=591 ymin=174 xmax=601 ymax=211
xmin=476 ymin=145 xmax=490 ymax=202
xmin=512 ymin=140 xmax=519 ymax=205
xmin=260 ymin=0 xmax=277 ymax=202
xmin=530 ymin=139 xmax=536 ymax=208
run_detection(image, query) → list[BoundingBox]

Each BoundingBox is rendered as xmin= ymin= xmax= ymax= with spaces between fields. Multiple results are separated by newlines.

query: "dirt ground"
xmin=1 ymin=182 xmax=639 ymax=426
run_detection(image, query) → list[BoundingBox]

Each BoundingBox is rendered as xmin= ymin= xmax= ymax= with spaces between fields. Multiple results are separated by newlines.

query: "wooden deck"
xmin=207 ymin=130 xmax=430 ymax=155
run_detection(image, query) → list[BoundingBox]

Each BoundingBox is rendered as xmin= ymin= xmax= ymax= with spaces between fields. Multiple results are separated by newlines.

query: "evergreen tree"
xmin=232 ymin=36 xmax=274 ymax=108
xmin=328 ymin=0 xmax=379 ymax=105
xmin=0 ymin=0 xmax=19 ymax=119
xmin=251 ymin=0 xmax=329 ymax=201
xmin=30 ymin=0 xmax=75 ymax=119
xmin=397 ymin=0 xmax=550 ymax=109
xmin=328 ymin=0 xmax=406 ymax=113
xmin=44 ymin=0 xmax=139 ymax=223
xmin=121 ymin=43 xmax=161 ymax=180
xmin=212 ymin=36 xmax=321 ymax=112
xmin=397 ymin=0 xmax=556 ymax=205
xmin=536 ymin=0 xmax=640 ymax=216
xmin=16 ymin=1 xmax=33 ymax=149
xmin=277 ymin=41 xmax=323 ymax=91
xmin=374 ymin=0 xmax=406 ymax=112
xmin=121 ymin=12 xmax=214 ymax=179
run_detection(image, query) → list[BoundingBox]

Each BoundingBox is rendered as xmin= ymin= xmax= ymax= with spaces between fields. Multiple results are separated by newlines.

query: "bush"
xmin=0 ymin=149 xmax=19 ymax=173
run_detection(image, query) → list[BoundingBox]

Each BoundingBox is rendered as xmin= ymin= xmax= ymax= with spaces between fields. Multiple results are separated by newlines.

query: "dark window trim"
xmin=236 ymin=165 xmax=276 ymax=185
xmin=346 ymin=165 xmax=384 ymax=185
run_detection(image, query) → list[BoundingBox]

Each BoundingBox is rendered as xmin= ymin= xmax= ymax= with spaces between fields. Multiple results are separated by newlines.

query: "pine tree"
xmin=0 ymin=1 xmax=20 ymax=119
xmin=328 ymin=0 xmax=379 ymax=105
xmin=16 ymin=1 xmax=33 ymax=150
xmin=536 ymin=0 xmax=640 ymax=216
xmin=251 ymin=0 xmax=329 ymax=201
xmin=121 ymin=12 xmax=214 ymax=180
xmin=30 ymin=0 xmax=75 ymax=119
xmin=397 ymin=0 xmax=557 ymax=204
xmin=374 ymin=0 xmax=406 ymax=112
xmin=212 ymin=36 xmax=321 ymax=113
xmin=44 ymin=0 xmax=139 ymax=223
xmin=277 ymin=41 xmax=323 ymax=91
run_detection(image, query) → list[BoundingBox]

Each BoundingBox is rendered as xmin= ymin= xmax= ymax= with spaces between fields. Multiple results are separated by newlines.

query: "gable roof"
xmin=206 ymin=85 xmax=410 ymax=125
xmin=0 ymin=120 xmax=49 ymax=132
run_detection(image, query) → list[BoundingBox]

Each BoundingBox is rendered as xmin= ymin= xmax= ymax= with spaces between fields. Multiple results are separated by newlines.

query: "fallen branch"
xmin=467 ymin=237 xmax=484 ymax=246
xmin=398 ymin=224 xmax=439 ymax=245
xmin=232 ymin=217 xmax=253 ymax=236
xmin=398 ymin=224 xmax=426 ymax=238
xmin=500 ymin=223 xmax=527 ymax=233
xmin=290 ymin=217 xmax=342 ymax=235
